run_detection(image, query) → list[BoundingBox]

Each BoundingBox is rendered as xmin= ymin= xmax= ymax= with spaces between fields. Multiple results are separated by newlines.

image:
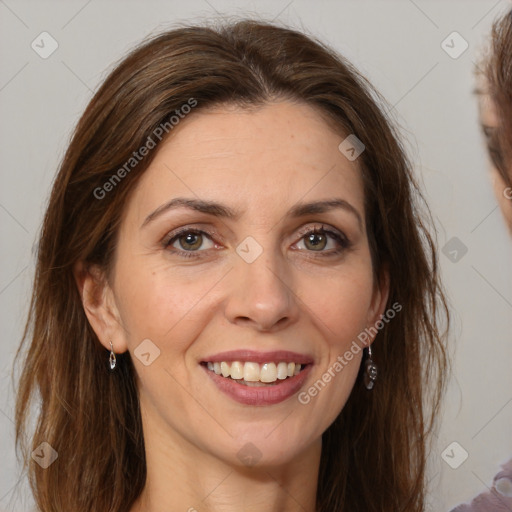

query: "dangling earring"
xmin=363 ymin=345 xmax=377 ymax=390
xmin=109 ymin=340 xmax=117 ymax=371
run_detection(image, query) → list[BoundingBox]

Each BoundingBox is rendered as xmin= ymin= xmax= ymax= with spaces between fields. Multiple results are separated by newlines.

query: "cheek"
xmin=491 ymin=169 xmax=512 ymax=234
xmin=115 ymin=260 xmax=223 ymax=349
xmin=294 ymin=259 xmax=375 ymax=411
xmin=301 ymin=262 xmax=375 ymax=345
xmin=113 ymin=263 xmax=225 ymax=413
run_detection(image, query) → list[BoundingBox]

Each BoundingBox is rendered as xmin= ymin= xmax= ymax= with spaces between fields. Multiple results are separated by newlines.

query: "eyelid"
xmin=294 ymin=223 xmax=347 ymax=240
xmin=161 ymin=226 xmax=219 ymax=247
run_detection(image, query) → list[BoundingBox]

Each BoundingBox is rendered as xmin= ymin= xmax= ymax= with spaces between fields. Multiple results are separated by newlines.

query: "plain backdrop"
xmin=1 ymin=0 xmax=512 ymax=510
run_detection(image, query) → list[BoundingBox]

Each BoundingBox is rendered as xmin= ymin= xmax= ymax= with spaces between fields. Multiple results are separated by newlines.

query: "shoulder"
xmin=449 ymin=457 xmax=512 ymax=511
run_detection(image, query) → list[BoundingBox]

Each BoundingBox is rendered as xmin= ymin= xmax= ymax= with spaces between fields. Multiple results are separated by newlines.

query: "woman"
xmin=478 ymin=8 xmax=512 ymax=236
xmin=14 ymin=19 xmax=449 ymax=511
xmin=449 ymin=8 xmax=512 ymax=512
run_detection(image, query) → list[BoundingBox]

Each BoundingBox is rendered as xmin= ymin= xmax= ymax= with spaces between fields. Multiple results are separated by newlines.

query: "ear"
xmin=73 ymin=260 xmax=128 ymax=353
xmin=366 ymin=263 xmax=391 ymax=345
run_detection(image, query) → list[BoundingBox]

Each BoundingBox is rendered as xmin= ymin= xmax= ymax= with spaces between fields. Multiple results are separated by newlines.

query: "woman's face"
xmin=88 ymin=101 xmax=388 ymax=468
xmin=477 ymin=77 xmax=512 ymax=235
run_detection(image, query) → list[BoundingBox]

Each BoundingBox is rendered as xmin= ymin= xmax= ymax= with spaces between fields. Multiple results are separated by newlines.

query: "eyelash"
xmin=487 ymin=144 xmax=505 ymax=170
xmin=161 ymin=225 xmax=351 ymax=260
xmin=482 ymin=126 xmax=506 ymax=171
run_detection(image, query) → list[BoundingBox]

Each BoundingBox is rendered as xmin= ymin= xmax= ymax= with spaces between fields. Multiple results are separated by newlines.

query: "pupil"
xmin=182 ymin=233 xmax=200 ymax=250
xmin=308 ymin=233 xmax=325 ymax=250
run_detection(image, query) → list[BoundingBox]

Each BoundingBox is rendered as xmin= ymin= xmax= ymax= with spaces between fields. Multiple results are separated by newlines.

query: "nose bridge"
xmin=226 ymin=233 xmax=297 ymax=330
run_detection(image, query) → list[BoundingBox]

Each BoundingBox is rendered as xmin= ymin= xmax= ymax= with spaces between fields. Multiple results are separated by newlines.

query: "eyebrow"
xmin=141 ymin=197 xmax=363 ymax=230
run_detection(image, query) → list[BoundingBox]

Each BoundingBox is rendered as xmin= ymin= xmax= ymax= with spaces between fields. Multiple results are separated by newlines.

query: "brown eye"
xmin=295 ymin=225 xmax=351 ymax=256
xmin=303 ymin=230 xmax=328 ymax=251
xmin=162 ymin=228 xmax=216 ymax=259
xmin=176 ymin=232 xmax=203 ymax=251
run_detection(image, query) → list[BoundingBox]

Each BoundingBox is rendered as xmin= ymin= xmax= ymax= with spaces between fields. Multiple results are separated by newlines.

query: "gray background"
xmin=1 ymin=0 xmax=511 ymax=510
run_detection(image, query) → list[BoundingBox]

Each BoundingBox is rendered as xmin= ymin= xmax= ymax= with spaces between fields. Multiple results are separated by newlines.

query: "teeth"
xmin=243 ymin=362 xmax=260 ymax=382
xmin=205 ymin=361 xmax=303 ymax=383
xmin=230 ymin=361 xmax=244 ymax=380
xmin=276 ymin=362 xmax=288 ymax=380
xmin=260 ymin=363 xmax=277 ymax=382
xmin=221 ymin=362 xmax=230 ymax=378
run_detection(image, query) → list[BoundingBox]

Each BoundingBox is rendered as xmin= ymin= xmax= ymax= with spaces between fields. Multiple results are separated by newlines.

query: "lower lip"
xmin=201 ymin=364 xmax=312 ymax=406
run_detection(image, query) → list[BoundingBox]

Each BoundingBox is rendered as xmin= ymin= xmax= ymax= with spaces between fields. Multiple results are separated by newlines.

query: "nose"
xmin=224 ymin=244 xmax=300 ymax=332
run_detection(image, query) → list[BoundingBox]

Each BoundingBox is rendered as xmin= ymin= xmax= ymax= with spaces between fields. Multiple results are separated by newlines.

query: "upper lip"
xmin=201 ymin=349 xmax=314 ymax=365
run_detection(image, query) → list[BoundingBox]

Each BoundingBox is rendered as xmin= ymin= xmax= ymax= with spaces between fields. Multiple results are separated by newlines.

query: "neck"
xmin=129 ymin=406 xmax=321 ymax=512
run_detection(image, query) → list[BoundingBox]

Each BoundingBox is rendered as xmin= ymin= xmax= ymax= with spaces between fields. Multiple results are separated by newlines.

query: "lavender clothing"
xmin=450 ymin=458 xmax=512 ymax=511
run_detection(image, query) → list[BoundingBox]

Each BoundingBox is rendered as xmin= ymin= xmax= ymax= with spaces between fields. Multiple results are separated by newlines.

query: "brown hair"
xmin=14 ymin=18 xmax=449 ymax=511
xmin=482 ymin=8 xmax=512 ymax=187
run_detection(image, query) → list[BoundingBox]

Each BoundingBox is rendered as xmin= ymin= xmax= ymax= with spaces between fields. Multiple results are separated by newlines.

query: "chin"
xmin=205 ymin=426 xmax=319 ymax=470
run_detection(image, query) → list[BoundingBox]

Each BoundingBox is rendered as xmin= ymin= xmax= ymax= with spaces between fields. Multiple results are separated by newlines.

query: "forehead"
xmin=127 ymin=101 xmax=365 ymax=223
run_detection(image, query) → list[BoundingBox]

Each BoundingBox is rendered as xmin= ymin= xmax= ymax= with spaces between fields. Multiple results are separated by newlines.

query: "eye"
xmin=162 ymin=228 xmax=216 ymax=258
xmin=294 ymin=224 xmax=351 ymax=256
xmin=482 ymin=125 xmax=507 ymax=174
xmin=162 ymin=224 xmax=351 ymax=260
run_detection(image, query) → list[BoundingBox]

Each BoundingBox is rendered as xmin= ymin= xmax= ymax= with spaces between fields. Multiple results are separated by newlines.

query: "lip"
xmin=200 ymin=349 xmax=314 ymax=365
xmin=199 ymin=350 xmax=315 ymax=406
xmin=201 ymin=362 xmax=313 ymax=406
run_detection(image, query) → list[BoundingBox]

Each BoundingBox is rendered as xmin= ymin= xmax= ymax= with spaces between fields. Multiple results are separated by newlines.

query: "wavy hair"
xmin=14 ymin=18 xmax=449 ymax=512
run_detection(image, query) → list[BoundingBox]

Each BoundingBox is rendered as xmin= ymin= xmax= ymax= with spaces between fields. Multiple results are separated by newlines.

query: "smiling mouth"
xmin=200 ymin=361 xmax=308 ymax=386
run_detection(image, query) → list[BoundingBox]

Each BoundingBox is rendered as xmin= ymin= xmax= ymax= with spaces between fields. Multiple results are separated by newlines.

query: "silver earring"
xmin=109 ymin=341 xmax=117 ymax=370
xmin=363 ymin=345 xmax=377 ymax=390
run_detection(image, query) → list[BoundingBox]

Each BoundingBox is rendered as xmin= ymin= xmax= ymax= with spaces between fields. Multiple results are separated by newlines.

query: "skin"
xmin=477 ymin=76 xmax=512 ymax=235
xmin=74 ymin=100 xmax=389 ymax=512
